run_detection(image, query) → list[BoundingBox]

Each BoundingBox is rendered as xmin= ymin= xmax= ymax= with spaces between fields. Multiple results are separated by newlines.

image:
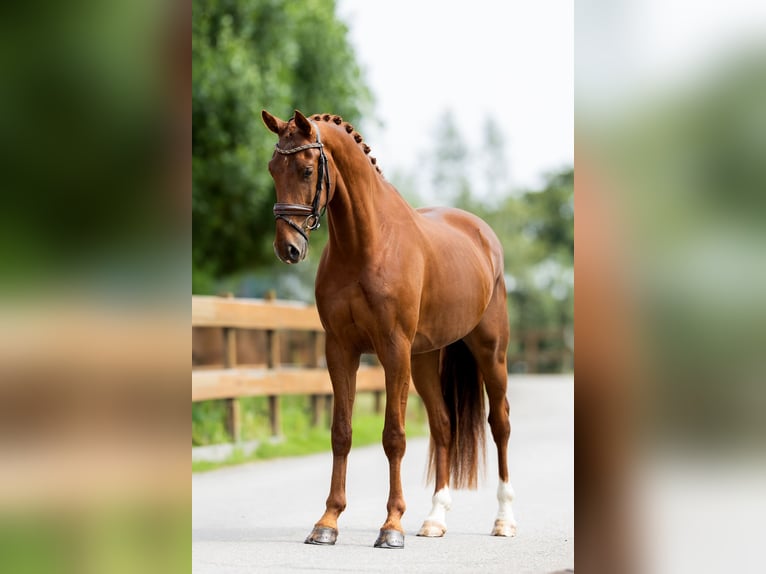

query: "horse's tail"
xmin=427 ymin=339 xmax=486 ymax=490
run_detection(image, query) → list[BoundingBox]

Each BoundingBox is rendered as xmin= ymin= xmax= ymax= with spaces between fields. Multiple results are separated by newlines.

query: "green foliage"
xmin=592 ymin=51 xmax=766 ymax=442
xmin=0 ymin=505 xmax=189 ymax=574
xmin=483 ymin=168 xmax=574 ymax=334
xmin=0 ymin=1 xmax=170 ymax=294
xmin=192 ymin=0 xmax=371 ymax=282
xmin=192 ymin=399 xmax=232 ymax=446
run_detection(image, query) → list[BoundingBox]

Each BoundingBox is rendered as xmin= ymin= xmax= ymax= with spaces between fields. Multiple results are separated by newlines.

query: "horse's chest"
xmin=317 ymin=279 xmax=411 ymax=348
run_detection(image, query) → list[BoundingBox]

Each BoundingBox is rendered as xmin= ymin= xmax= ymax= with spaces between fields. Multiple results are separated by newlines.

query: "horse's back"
xmin=416 ymin=206 xmax=504 ymax=279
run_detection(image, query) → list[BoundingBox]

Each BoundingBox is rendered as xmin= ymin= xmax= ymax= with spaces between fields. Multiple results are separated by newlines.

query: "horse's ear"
xmin=294 ymin=109 xmax=314 ymax=136
xmin=262 ymin=110 xmax=286 ymax=135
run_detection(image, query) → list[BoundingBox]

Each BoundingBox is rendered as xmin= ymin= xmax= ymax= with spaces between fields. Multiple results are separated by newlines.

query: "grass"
xmin=192 ymin=393 xmax=429 ymax=473
xmin=0 ymin=502 xmax=189 ymax=574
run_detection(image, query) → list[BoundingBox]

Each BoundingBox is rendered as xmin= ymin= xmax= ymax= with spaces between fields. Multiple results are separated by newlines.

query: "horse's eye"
xmin=304 ymin=167 xmax=313 ymax=179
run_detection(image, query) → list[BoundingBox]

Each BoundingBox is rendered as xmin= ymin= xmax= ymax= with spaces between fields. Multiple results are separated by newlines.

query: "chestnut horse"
xmin=262 ymin=110 xmax=517 ymax=549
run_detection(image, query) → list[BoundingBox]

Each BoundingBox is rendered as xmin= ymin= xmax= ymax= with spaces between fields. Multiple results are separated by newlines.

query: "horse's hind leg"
xmin=484 ymin=369 xmax=517 ymax=537
xmin=464 ymin=279 xmax=517 ymax=537
xmin=411 ymin=350 xmax=452 ymax=537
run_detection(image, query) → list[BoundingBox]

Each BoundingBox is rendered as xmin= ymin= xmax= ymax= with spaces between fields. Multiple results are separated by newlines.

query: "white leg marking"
xmin=426 ymin=487 xmax=452 ymax=525
xmin=417 ymin=487 xmax=451 ymax=537
xmin=492 ymin=480 xmax=517 ymax=537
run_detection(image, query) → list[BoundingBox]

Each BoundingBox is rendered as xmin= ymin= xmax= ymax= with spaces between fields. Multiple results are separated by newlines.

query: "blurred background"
xmin=577 ymin=1 xmax=766 ymax=573
xmin=0 ymin=1 xmax=189 ymax=573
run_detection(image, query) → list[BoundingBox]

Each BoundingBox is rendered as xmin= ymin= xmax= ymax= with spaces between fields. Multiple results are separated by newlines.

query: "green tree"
xmin=479 ymin=168 xmax=573 ymax=334
xmin=515 ymin=169 xmax=573 ymax=331
xmin=192 ymin=0 xmax=371 ymax=287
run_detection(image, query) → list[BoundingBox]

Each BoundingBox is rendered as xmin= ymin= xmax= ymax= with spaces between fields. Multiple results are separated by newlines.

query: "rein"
xmin=272 ymin=121 xmax=330 ymax=243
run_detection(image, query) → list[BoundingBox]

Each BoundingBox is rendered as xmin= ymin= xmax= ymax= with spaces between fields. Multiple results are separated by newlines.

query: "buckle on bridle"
xmin=304 ymin=213 xmax=320 ymax=230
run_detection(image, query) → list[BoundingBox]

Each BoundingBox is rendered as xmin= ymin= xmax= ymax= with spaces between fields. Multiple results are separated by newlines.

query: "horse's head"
xmin=262 ymin=109 xmax=330 ymax=264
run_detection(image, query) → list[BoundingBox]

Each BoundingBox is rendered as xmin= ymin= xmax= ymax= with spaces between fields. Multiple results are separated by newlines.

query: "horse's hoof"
xmin=491 ymin=519 xmax=517 ymax=537
xmin=373 ymin=528 xmax=405 ymax=549
xmin=304 ymin=526 xmax=338 ymax=545
xmin=417 ymin=520 xmax=446 ymax=537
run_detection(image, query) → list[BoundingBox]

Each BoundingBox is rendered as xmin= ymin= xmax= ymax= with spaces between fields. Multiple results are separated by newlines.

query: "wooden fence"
xmin=192 ymin=294 xmax=386 ymax=441
xmin=508 ymin=327 xmax=574 ymax=374
xmin=192 ymin=294 xmax=572 ymax=441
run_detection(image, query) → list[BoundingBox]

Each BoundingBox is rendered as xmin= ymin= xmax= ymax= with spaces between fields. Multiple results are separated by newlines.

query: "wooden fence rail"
xmin=192 ymin=294 xmax=387 ymax=441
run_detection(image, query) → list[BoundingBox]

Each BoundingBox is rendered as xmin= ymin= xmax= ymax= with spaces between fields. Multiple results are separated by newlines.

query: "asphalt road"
xmin=193 ymin=375 xmax=573 ymax=573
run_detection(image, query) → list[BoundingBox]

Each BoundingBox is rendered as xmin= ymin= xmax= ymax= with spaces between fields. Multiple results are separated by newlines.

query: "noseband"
xmin=272 ymin=122 xmax=330 ymax=243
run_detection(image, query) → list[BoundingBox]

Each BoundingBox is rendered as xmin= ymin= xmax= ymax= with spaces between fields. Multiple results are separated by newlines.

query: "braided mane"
xmin=311 ymin=114 xmax=383 ymax=176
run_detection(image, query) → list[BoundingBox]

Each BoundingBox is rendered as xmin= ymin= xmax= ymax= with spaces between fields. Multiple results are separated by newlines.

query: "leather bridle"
xmin=272 ymin=121 xmax=330 ymax=243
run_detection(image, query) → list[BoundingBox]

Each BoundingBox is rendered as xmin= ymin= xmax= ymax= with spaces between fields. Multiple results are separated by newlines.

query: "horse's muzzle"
xmin=274 ymin=237 xmax=306 ymax=264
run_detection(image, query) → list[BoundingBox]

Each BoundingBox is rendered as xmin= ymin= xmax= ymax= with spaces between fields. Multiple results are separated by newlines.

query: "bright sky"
xmin=576 ymin=0 xmax=766 ymax=113
xmin=336 ymin=0 xmax=574 ymax=198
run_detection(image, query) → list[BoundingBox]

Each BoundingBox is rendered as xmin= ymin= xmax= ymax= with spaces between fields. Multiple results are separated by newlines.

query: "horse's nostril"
xmin=288 ymin=244 xmax=300 ymax=261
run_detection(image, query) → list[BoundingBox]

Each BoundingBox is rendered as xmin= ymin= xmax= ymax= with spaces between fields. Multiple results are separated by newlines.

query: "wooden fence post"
xmin=308 ymin=331 xmax=325 ymax=427
xmin=324 ymin=393 xmax=333 ymax=428
xmin=266 ymin=327 xmax=282 ymax=438
xmin=371 ymin=354 xmax=383 ymax=414
xmin=221 ymin=293 xmax=241 ymax=442
xmin=260 ymin=290 xmax=283 ymax=438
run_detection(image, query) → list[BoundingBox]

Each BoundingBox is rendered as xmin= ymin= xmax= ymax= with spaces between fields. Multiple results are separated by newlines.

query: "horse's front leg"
xmin=373 ymin=336 xmax=412 ymax=549
xmin=304 ymin=336 xmax=359 ymax=545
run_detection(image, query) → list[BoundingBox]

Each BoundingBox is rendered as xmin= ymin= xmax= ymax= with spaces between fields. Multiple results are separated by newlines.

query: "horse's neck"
xmin=325 ymin=133 xmax=414 ymax=260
